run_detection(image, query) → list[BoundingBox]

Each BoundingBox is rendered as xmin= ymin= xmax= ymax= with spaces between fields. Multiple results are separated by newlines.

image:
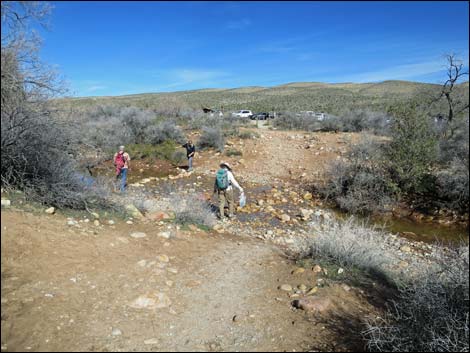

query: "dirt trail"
xmin=190 ymin=127 xmax=364 ymax=185
xmin=1 ymin=129 xmax=380 ymax=352
xmin=1 ymin=210 xmax=335 ymax=352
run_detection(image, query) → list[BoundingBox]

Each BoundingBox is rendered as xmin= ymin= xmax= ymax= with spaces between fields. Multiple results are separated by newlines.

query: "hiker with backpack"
xmin=113 ymin=145 xmax=131 ymax=192
xmin=182 ymin=140 xmax=195 ymax=171
xmin=214 ymin=162 xmax=244 ymax=220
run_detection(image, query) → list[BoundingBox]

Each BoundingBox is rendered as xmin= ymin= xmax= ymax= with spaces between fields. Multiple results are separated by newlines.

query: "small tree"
xmin=387 ymin=103 xmax=439 ymax=194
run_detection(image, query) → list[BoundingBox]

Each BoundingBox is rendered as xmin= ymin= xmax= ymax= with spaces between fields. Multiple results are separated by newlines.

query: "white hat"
xmin=119 ymin=145 xmax=125 ymax=151
xmin=220 ymin=162 xmax=232 ymax=171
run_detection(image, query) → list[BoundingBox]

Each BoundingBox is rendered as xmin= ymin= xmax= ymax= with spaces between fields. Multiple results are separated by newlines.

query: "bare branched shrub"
xmin=320 ymin=138 xmax=398 ymax=214
xmin=197 ymin=126 xmax=225 ymax=152
xmin=308 ymin=218 xmax=397 ymax=280
xmin=365 ymin=245 xmax=469 ymax=352
xmin=1 ymin=2 xmax=113 ymax=210
xmin=435 ymin=159 xmax=469 ymax=212
xmin=144 ymin=120 xmax=185 ymax=145
xmin=169 ymin=193 xmax=216 ymax=227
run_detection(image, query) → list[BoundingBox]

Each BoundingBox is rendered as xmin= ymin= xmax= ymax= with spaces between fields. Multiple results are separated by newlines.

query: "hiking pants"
xmin=188 ymin=156 xmax=193 ymax=170
xmin=119 ymin=168 xmax=128 ymax=192
xmin=218 ymin=188 xmax=234 ymax=217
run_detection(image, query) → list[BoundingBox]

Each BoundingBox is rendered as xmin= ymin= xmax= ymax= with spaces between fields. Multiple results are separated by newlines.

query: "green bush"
xmin=225 ymin=149 xmax=243 ymax=157
xmin=126 ymin=141 xmax=185 ymax=164
xmin=386 ymin=103 xmax=439 ymax=194
xmin=238 ymin=130 xmax=260 ymax=139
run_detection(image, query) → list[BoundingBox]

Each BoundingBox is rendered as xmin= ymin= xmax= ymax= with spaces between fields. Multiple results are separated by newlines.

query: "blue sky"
xmin=37 ymin=1 xmax=469 ymax=96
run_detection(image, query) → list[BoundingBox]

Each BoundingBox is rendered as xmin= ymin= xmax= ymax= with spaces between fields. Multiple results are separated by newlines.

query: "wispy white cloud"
xmin=226 ymin=18 xmax=251 ymax=30
xmin=87 ymin=85 xmax=107 ymax=92
xmin=341 ymin=59 xmax=448 ymax=83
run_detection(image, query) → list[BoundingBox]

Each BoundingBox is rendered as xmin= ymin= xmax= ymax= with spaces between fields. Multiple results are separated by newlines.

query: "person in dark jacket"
xmin=182 ymin=140 xmax=196 ymax=171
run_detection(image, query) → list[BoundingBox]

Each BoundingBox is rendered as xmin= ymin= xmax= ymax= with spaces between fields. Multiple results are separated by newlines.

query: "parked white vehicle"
xmin=232 ymin=110 xmax=253 ymax=118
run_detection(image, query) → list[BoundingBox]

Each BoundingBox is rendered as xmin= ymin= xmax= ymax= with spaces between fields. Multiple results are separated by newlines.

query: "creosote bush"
xmin=365 ymin=245 xmax=469 ymax=352
xmin=197 ymin=126 xmax=225 ymax=152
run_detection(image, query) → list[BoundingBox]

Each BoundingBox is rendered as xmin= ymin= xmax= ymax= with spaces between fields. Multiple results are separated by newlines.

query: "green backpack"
xmin=216 ymin=168 xmax=229 ymax=190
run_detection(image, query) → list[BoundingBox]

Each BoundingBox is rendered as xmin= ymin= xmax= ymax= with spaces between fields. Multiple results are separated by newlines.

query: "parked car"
xmin=232 ymin=110 xmax=253 ymax=118
xmin=251 ymin=112 xmax=270 ymax=120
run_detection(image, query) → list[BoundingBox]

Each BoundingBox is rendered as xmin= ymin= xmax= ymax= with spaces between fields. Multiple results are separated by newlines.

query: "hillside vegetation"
xmin=54 ymin=80 xmax=468 ymax=115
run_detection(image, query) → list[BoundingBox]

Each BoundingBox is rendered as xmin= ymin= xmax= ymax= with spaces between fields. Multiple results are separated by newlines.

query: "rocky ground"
xmin=1 ymin=127 xmax=467 ymax=352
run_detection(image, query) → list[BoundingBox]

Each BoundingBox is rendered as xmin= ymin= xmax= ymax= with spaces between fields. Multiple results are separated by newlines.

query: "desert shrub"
xmin=1 ymin=102 xmax=114 ymax=209
xmin=365 ymin=245 xmax=469 ymax=352
xmin=386 ymin=103 xmax=439 ymax=194
xmin=225 ymin=148 xmax=242 ymax=157
xmin=321 ymin=138 xmax=398 ymax=214
xmin=144 ymin=120 xmax=185 ymax=145
xmin=197 ymin=126 xmax=225 ymax=152
xmin=437 ymin=117 xmax=469 ymax=165
xmin=238 ymin=130 xmax=260 ymax=139
xmin=126 ymin=141 xmax=185 ymax=164
xmin=169 ymin=194 xmax=216 ymax=227
xmin=339 ymin=109 xmax=391 ymax=134
xmin=435 ymin=159 xmax=469 ymax=212
xmin=307 ymin=218 xmax=396 ymax=281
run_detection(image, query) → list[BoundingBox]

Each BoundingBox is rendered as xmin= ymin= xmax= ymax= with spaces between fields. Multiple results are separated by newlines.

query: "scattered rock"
xmin=91 ymin=212 xmax=100 ymax=219
xmin=108 ymin=220 xmax=115 ymax=225
xmin=341 ymin=284 xmax=351 ymax=292
xmin=400 ymin=245 xmax=412 ymax=253
xmin=291 ymin=268 xmax=305 ymax=275
xmin=125 ymin=204 xmax=144 ymax=220
xmin=298 ymin=284 xmax=307 ymax=292
xmin=292 ymin=297 xmax=332 ymax=313
xmin=306 ymin=287 xmax=318 ymax=295
xmin=303 ymin=192 xmax=313 ymax=200
xmin=146 ymin=211 xmax=171 ymax=221
xmin=279 ymin=284 xmax=293 ymax=292
xmin=157 ymin=254 xmax=170 ymax=263
xmin=280 ymin=214 xmax=291 ymax=222
xmin=126 ymin=220 xmax=133 ymax=225
xmin=144 ymin=338 xmax=160 ymax=345
xmin=128 ymin=292 xmax=171 ymax=309
xmin=157 ymin=231 xmax=171 ymax=239
xmin=111 ymin=327 xmax=122 ymax=336
xmin=130 ymin=232 xmax=147 ymax=239
xmin=67 ymin=220 xmax=77 ymax=226
xmin=93 ymin=220 xmax=100 ymax=226
xmin=313 ymin=265 xmax=322 ymax=273
xmin=337 ymin=268 xmax=344 ymax=275
xmin=45 ymin=207 xmax=56 ymax=214
xmin=137 ymin=260 xmax=147 ymax=267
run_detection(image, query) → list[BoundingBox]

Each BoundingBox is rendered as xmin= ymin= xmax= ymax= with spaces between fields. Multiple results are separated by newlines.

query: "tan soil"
xmin=1 ymin=128 xmax=388 ymax=352
xmin=1 ymin=208 xmax=377 ymax=352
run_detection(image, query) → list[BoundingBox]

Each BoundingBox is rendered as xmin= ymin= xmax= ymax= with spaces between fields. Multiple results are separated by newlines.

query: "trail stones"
xmin=94 ymin=220 xmax=100 ymax=226
xmin=1 ymin=199 xmax=11 ymax=208
xmin=45 ymin=207 xmax=56 ymax=214
xmin=91 ymin=212 xmax=100 ymax=219
xmin=313 ymin=265 xmax=322 ymax=273
xmin=400 ymin=245 xmax=412 ymax=253
xmin=157 ymin=231 xmax=171 ymax=239
xmin=280 ymin=214 xmax=291 ymax=222
xmin=292 ymin=297 xmax=332 ymax=313
xmin=303 ymin=192 xmax=313 ymax=200
xmin=279 ymin=284 xmax=293 ymax=292
xmin=125 ymin=204 xmax=144 ymax=220
xmin=130 ymin=232 xmax=147 ymax=239
xmin=157 ymin=254 xmax=170 ymax=263
xmin=111 ymin=327 xmax=122 ymax=336
xmin=144 ymin=338 xmax=160 ymax=345
xmin=291 ymin=268 xmax=305 ymax=275
xmin=146 ymin=211 xmax=171 ymax=221
xmin=128 ymin=292 xmax=171 ymax=310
